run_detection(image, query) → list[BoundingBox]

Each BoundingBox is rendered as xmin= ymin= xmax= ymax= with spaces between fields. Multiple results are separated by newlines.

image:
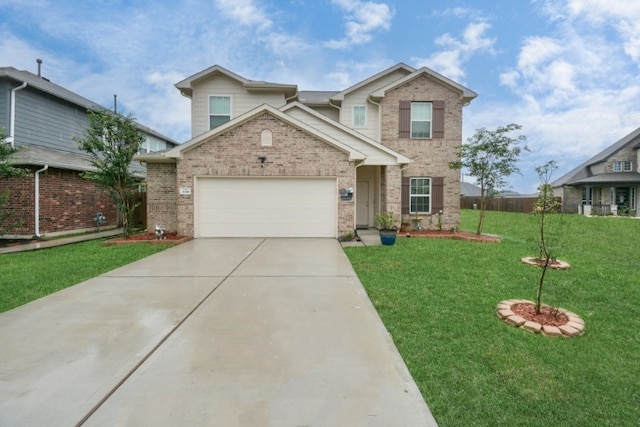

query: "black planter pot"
xmin=379 ymin=229 xmax=397 ymax=246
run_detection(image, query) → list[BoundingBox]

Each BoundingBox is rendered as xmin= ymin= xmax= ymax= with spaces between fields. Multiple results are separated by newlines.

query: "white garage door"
xmin=195 ymin=177 xmax=337 ymax=237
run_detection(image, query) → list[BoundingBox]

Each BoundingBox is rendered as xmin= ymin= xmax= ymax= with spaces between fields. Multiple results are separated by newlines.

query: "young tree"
xmin=76 ymin=110 xmax=144 ymax=237
xmin=534 ymin=160 xmax=562 ymax=314
xmin=0 ymin=128 xmax=28 ymax=233
xmin=450 ymin=124 xmax=528 ymax=234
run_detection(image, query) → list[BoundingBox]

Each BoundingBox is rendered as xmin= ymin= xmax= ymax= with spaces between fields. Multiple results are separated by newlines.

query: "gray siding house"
xmin=553 ymin=127 xmax=640 ymax=216
xmin=0 ymin=65 xmax=178 ymax=238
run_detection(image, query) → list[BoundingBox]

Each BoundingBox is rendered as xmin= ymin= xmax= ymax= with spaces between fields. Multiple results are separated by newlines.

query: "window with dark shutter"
xmin=401 ymin=176 xmax=410 ymax=214
xmin=400 ymin=100 xmax=445 ymax=139
xmin=432 ymin=101 xmax=445 ymax=139
xmin=399 ymin=101 xmax=411 ymax=138
xmin=432 ymin=177 xmax=444 ymax=212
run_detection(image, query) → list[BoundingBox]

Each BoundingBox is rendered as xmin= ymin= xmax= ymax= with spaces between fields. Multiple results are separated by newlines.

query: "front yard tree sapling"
xmin=534 ymin=160 xmax=562 ymax=314
xmin=450 ymin=124 xmax=528 ymax=235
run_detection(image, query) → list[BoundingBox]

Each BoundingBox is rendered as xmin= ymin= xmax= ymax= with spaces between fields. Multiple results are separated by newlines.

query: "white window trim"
xmin=410 ymin=102 xmax=432 ymax=139
xmin=209 ymin=95 xmax=233 ymax=130
xmin=623 ymin=161 xmax=633 ymax=172
xmin=613 ymin=161 xmax=620 ymax=172
xmin=410 ymin=177 xmax=432 ymax=214
xmin=353 ymin=105 xmax=366 ymax=127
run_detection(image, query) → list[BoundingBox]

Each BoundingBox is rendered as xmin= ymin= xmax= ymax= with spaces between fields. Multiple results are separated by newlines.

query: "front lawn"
xmin=0 ymin=240 xmax=171 ymax=313
xmin=345 ymin=210 xmax=640 ymax=426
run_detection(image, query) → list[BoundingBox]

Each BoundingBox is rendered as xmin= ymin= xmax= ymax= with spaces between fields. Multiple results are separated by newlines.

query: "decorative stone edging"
xmin=520 ymin=257 xmax=570 ymax=269
xmin=496 ymin=299 xmax=586 ymax=337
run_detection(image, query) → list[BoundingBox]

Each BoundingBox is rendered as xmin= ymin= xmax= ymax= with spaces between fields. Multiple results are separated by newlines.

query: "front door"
xmin=615 ymin=187 xmax=631 ymax=214
xmin=356 ymin=180 xmax=370 ymax=228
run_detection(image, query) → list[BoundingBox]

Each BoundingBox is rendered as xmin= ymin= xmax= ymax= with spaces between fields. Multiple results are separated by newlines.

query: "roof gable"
xmin=370 ymin=66 xmax=478 ymax=103
xmin=162 ymin=104 xmax=365 ymax=161
xmin=330 ymin=63 xmax=415 ymax=102
xmin=553 ymin=126 xmax=640 ymax=186
xmin=175 ymin=65 xmax=297 ymax=99
xmin=280 ymin=102 xmax=410 ymax=165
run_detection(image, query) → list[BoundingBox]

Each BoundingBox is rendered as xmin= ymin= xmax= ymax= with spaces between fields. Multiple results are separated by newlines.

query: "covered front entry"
xmin=194 ymin=177 xmax=338 ymax=237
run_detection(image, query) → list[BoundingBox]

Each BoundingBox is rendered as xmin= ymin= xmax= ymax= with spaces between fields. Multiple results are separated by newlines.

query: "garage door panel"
xmin=195 ymin=178 xmax=337 ymax=238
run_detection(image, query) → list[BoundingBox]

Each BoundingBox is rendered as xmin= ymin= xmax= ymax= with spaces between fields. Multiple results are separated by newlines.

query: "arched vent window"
xmin=261 ymin=130 xmax=273 ymax=146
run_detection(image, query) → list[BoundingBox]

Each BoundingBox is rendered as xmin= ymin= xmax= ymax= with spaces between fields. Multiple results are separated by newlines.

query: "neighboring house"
xmin=0 ymin=66 xmax=179 ymax=238
xmin=553 ymin=127 xmax=640 ymax=216
xmin=137 ymin=63 xmax=477 ymax=238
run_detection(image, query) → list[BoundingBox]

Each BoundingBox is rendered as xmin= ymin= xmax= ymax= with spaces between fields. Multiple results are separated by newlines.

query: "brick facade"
xmin=151 ymin=112 xmax=355 ymax=237
xmin=380 ymin=75 xmax=464 ymax=229
xmin=146 ymin=163 xmax=178 ymax=232
xmin=0 ymin=167 xmax=117 ymax=237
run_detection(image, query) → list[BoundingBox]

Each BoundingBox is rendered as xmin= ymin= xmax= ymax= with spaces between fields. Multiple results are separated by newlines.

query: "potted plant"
xmin=375 ymin=211 xmax=398 ymax=246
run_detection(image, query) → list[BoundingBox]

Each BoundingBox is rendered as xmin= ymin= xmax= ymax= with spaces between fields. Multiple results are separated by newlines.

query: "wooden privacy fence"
xmin=460 ymin=196 xmax=555 ymax=213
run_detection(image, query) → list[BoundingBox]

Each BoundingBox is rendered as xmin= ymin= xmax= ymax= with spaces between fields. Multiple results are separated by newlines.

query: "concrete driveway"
xmin=0 ymin=238 xmax=437 ymax=426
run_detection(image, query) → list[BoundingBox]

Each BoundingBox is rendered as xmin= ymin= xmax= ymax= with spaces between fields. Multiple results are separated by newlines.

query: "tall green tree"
xmin=450 ymin=123 xmax=528 ymax=234
xmin=76 ymin=110 xmax=144 ymax=237
xmin=0 ymin=128 xmax=28 ymax=234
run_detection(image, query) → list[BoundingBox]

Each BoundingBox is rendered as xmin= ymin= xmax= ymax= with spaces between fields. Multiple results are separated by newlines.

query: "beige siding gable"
xmin=190 ymin=74 xmax=286 ymax=138
xmin=340 ymin=69 xmax=413 ymax=141
xmin=284 ymin=105 xmax=407 ymax=165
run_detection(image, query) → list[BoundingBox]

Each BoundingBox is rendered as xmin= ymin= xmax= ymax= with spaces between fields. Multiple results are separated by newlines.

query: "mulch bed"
xmin=401 ymin=230 xmax=501 ymax=243
xmin=511 ymin=302 xmax=569 ymax=327
xmin=102 ymin=232 xmax=191 ymax=246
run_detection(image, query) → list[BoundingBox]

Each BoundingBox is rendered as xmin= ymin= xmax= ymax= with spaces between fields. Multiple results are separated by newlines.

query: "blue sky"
xmin=2 ymin=0 xmax=640 ymax=193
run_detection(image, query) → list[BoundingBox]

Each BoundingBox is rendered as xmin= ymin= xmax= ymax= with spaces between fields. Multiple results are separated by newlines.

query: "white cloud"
xmin=325 ymin=0 xmax=394 ymax=49
xmin=213 ymin=0 xmax=273 ymax=31
xmin=413 ymin=20 xmax=495 ymax=82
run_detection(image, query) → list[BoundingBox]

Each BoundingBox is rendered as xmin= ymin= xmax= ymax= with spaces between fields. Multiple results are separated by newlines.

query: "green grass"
xmin=0 ymin=240 xmax=171 ymax=313
xmin=345 ymin=210 xmax=640 ymax=426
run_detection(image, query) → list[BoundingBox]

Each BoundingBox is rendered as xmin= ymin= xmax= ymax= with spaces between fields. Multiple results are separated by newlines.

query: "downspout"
xmin=328 ymin=98 xmax=341 ymax=120
xmin=34 ymin=164 xmax=48 ymax=238
xmin=367 ymin=95 xmax=382 ymax=142
xmin=9 ymin=82 xmax=28 ymax=147
xmin=285 ymin=89 xmax=298 ymax=104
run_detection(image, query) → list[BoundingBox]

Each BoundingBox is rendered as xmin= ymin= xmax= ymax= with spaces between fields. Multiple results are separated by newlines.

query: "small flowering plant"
xmin=435 ymin=210 xmax=443 ymax=230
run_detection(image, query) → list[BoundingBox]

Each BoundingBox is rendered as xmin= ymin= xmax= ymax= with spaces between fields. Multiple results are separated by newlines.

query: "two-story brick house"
xmin=0 ymin=65 xmax=179 ymax=238
xmin=138 ymin=63 xmax=477 ymax=238
xmin=553 ymin=126 xmax=640 ymax=216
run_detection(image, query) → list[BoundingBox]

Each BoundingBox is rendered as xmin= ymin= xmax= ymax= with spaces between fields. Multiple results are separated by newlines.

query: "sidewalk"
xmin=0 ymin=228 xmax=123 ymax=254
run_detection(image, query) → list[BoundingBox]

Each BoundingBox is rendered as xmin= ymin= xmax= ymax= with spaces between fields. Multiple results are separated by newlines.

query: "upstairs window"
xmin=411 ymin=102 xmax=432 ymax=138
xmin=399 ymin=100 xmax=444 ymax=139
xmin=613 ymin=161 xmax=633 ymax=172
xmin=209 ymin=96 xmax=231 ymax=130
xmin=353 ymin=105 xmax=366 ymax=127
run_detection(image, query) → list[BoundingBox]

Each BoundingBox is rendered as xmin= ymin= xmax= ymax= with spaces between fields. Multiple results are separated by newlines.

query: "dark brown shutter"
xmin=401 ymin=176 xmax=410 ymax=214
xmin=432 ymin=100 xmax=445 ymax=139
xmin=399 ymin=101 xmax=411 ymax=138
xmin=431 ymin=177 xmax=444 ymax=212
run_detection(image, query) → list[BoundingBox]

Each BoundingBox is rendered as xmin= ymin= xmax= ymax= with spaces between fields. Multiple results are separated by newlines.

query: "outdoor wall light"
xmin=258 ymin=156 xmax=267 ymax=167
xmin=339 ymin=188 xmax=354 ymax=201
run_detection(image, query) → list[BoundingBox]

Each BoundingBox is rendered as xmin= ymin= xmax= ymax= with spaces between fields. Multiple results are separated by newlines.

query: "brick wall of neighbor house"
xmin=0 ymin=167 xmax=117 ymax=237
xmin=145 ymin=163 xmax=178 ymax=232
xmin=175 ymin=112 xmax=355 ymax=237
xmin=380 ymin=75 xmax=464 ymax=229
